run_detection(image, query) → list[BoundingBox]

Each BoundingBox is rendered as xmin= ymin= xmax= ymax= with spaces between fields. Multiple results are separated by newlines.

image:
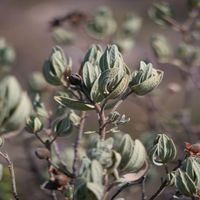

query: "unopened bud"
xmin=68 ymin=73 xmax=82 ymax=85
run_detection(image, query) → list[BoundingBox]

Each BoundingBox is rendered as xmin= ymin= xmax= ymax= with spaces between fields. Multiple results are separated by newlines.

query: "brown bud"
xmin=68 ymin=73 xmax=82 ymax=85
xmin=54 ymin=174 xmax=69 ymax=187
xmin=185 ymin=142 xmax=200 ymax=156
xmin=35 ymin=148 xmax=50 ymax=160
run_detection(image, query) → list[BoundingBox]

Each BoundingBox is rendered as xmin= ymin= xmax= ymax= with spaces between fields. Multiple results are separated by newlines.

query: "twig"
xmin=0 ymin=151 xmax=20 ymax=200
xmin=72 ymin=111 xmax=86 ymax=177
xmin=52 ymin=191 xmax=58 ymax=200
xmin=110 ymin=176 xmax=145 ymax=200
xmin=141 ymin=175 xmax=147 ymax=200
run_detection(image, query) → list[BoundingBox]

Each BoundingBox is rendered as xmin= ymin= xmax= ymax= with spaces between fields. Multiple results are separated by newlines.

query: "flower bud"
xmin=25 ymin=115 xmax=43 ymax=134
xmin=150 ymin=34 xmax=171 ymax=60
xmin=129 ymin=61 xmax=163 ymax=96
xmin=68 ymin=73 xmax=82 ymax=86
xmin=149 ymin=2 xmax=172 ymax=26
xmin=185 ymin=142 xmax=200 ymax=156
xmin=108 ymin=111 xmax=121 ymax=123
xmin=35 ymin=148 xmax=50 ymax=160
xmin=149 ymin=134 xmax=177 ymax=165
xmin=43 ymin=46 xmax=71 ymax=85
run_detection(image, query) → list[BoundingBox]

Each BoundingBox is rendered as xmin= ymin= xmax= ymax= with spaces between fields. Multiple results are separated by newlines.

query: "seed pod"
xmin=129 ymin=61 xmax=163 ymax=96
xmin=149 ymin=2 xmax=172 ymax=26
xmin=25 ymin=115 xmax=43 ymax=134
xmin=35 ymin=148 xmax=50 ymax=160
xmin=149 ymin=134 xmax=177 ymax=166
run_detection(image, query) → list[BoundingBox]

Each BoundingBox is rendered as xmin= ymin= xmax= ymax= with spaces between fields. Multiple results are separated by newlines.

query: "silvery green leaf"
xmin=118 ymin=134 xmax=134 ymax=170
xmin=130 ymin=61 xmax=164 ymax=96
xmin=122 ymin=13 xmax=142 ymax=35
xmin=3 ymin=92 xmax=32 ymax=132
xmin=149 ymin=2 xmax=172 ymax=26
xmin=107 ymin=74 xmax=129 ymax=99
xmin=81 ymin=44 xmax=103 ymax=68
xmin=84 ymin=131 xmax=97 ymax=135
xmin=114 ymin=37 xmax=135 ymax=52
xmin=151 ymin=34 xmax=171 ymax=60
xmin=149 ymin=134 xmax=177 ymax=166
xmin=52 ymin=27 xmax=75 ymax=45
xmin=43 ymin=46 xmax=69 ymax=85
xmin=82 ymin=61 xmax=100 ymax=90
xmin=114 ymin=134 xmax=147 ymax=173
xmin=52 ymin=116 xmax=73 ymax=137
xmin=25 ymin=115 xmax=43 ymax=134
xmin=123 ymin=139 xmax=146 ymax=172
xmin=91 ymin=160 xmax=103 ymax=184
xmin=108 ymin=111 xmax=121 ymax=123
xmin=175 ymin=169 xmax=196 ymax=197
xmin=32 ymin=94 xmax=48 ymax=117
xmin=54 ymin=95 xmax=95 ymax=110
xmin=0 ymin=75 xmax=21 ymax=113
xmin=86 ymin=6 xmax=117 ymax=40
xmin=99 ymin=44 xmax=123 ymax=71
xmin=98 ymin=67 xmax=123 ymax=96
xmin=116 ymin=114 xmax=130 ymax=125
xmin=28 ymin=71 xmax=47 ymax=92
xmin=90 ymin=76 xmax=104 ymax=102
xmin=86 ymin=182 xmax=104 ymax=200
xmin=0 ymin=164 xmax=3 ymax=181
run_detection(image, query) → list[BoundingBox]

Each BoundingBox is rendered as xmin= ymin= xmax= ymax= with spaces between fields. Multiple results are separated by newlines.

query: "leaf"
xmin=91 ymin=160 xmax=103 ymax=184
xmin=3 ymin=92 xmax=32 ymax=132
xmin=107 ymin=74 xmax=129 ymax=99
xmin=54 ymin=96 xmax=95 ymax=111
xmin=90 ymin=75 xmax=104 ymax=102
xmin=123 ymin=161 xmax=149 ymax=182
xmin=82 ymin=62 xmax=100 ymax=90
xmin=86 ymin=182 xmax=104 ymax=200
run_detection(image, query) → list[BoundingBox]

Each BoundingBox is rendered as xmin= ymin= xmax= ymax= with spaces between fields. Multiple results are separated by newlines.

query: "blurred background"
xmin=0 ymin=0 xmax=199 ymax=199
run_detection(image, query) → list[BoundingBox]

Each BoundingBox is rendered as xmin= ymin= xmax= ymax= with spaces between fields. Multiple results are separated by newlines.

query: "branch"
xmin=0 ymin=151 xmax=20 ymax=200
xmin=72 ymin=111 xmax=86 ymax=177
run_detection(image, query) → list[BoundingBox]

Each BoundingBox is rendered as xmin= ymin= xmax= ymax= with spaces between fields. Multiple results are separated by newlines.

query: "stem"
xmin=164 ymin=164 xmax=169 ymax=174
xmin=72 ymin=111 xmax=86 ymax=177
xmin=52 ymin=191 xmax=58 ymax=200
xmin=110 ymin=176 xmax=145 ymax=200
xmin=147 ymin=180 xmax=168 ymax=200
xmin=0 ymin=151 xmax=20 ymax=200
xmin=141 ymin=175 xmax=147 ymax=200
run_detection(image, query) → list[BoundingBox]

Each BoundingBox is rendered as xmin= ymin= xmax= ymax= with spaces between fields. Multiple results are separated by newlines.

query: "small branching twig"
xmin=0 ymin=151 xmax=20 ymax=200
xmin=72 ymin=111 xmax=86 ymax=177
